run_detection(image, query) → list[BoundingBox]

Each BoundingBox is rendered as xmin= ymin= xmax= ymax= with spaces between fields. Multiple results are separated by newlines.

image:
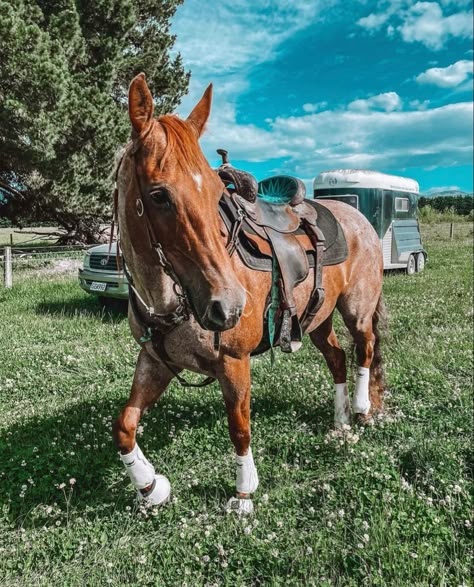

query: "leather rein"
xmin=112 ymin=141 xmax=217 ymax=388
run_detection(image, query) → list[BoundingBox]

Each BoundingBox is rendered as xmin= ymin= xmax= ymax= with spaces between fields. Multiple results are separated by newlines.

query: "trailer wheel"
xmin=416 ymin=252 xmax=425 ymax=273
xmin=406 ymin=254 xmax=416 ymax=275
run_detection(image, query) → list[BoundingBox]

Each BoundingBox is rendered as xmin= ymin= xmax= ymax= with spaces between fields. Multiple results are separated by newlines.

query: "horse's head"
xmin=118 ymin=73 xmax=246 ymax=331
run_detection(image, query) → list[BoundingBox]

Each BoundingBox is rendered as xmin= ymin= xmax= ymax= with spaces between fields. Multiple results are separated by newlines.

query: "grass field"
xmin=0 ymin=224 xmax=472 ymax=586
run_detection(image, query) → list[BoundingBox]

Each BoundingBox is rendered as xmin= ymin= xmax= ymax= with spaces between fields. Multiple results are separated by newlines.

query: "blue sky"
xmin=171 ymin=0 xmax=473 ymax=194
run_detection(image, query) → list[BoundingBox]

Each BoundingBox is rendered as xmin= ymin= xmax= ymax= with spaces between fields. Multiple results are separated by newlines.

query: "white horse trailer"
xmin=313 ymin=169 xmax=426 ymax=274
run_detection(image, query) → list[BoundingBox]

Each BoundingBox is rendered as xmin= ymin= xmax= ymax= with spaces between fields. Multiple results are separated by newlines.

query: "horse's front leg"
xmin=218 ymin=354 xmax=259 ymax=514
xmin=112 ymin=348 xmax=175 ymax=506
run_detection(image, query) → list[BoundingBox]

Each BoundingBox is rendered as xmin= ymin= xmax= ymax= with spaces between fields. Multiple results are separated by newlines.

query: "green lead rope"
xmin=268 ymin=254 xmax=280 ymax=366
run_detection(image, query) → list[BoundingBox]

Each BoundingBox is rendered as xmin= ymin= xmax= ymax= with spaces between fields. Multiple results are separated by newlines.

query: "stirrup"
xmin=280 ymin=310 xmax=303 ymax=353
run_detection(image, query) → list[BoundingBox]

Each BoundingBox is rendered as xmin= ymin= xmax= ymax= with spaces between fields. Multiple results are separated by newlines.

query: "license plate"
xmin=90 ymin=281 xmax=107 ymax=292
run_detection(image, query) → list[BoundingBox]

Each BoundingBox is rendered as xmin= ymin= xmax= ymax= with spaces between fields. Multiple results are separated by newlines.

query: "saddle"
xmin=216 ymin=150 xmax=348 ymax=354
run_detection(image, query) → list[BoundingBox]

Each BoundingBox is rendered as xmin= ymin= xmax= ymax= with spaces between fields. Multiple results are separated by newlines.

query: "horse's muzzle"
xmin=202 ymin=296 xmax=245 ymax=331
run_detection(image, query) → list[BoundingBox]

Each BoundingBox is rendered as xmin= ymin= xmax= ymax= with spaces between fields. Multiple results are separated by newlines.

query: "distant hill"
xmin=422 ymin=189 xmax=473 ymax=198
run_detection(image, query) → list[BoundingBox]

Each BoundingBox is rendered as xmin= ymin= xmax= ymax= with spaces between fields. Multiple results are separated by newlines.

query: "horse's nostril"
xmin=209 ymin=300 xmax=227 ymax=326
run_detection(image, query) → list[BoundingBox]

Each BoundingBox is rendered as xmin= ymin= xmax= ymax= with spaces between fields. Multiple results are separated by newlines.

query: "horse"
xmin=112 ymin=73 xmax=386 ymax=513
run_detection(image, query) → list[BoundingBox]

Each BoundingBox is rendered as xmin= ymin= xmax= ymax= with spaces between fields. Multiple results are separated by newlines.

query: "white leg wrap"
xmin=235 ymin=447 xmax=259 ymax=494
xmin=120 ymin=443 xmax=156 ymax=489
xmin=352 ymin=367 xmax=371 ymax=415
xmin=120 ymin=443 xmax=170 ymax=506
xmin=334 ymin=383 xmax=351 ymax=428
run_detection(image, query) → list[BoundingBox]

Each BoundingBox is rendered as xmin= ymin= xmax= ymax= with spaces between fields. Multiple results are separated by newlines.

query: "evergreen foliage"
xmin=418 ymin=195 xmax=474 ymax=216
xmin=0 ymin=0 xmax=189 ymax=243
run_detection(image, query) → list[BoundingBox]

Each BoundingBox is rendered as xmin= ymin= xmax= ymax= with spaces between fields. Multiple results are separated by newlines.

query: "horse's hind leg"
xmin=338 ymin=294 xmax=385 ymax=420
xmin=218 ymin=354 xmax=258 ymax=514
xmin=112 ymin=348 xmax=175 ymax=505
xmin=309 ymin=314 xmax=350 ymax=428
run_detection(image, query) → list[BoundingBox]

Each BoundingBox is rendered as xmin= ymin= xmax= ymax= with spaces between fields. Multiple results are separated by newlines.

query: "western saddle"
xmin=216 ymin=150 xmax=329 ymax=354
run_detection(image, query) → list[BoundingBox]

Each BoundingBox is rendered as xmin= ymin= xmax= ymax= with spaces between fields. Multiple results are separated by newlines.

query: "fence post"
xmin=449 ymin=223 xmax=454 ymax=240
xmin=4 ymin=246 xmax=12 ymax=288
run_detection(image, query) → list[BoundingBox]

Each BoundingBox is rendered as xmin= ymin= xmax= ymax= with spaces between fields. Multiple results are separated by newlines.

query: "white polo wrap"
xmin=352 ymin=367 xmax=371 ymax=415
xmin=334 ymin=382 xmax=351 ymax=427
xmin=235 ymin=447 xmax=259 ymax=494
xmin=120 ymin=443 xmax=155 ymax=490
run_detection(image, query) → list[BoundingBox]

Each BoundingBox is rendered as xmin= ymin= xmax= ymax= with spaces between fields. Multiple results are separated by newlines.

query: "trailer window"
xmin=395 ymin=197 xmax=409 ymax=212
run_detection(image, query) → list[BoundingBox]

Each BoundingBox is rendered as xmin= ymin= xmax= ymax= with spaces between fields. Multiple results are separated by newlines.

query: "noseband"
xmin=112 ymin=140 xmax=217 ymax=388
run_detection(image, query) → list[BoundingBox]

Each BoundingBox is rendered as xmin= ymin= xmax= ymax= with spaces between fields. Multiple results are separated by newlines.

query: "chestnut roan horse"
xmin=112 ymin=74 xmax=385 ymax=513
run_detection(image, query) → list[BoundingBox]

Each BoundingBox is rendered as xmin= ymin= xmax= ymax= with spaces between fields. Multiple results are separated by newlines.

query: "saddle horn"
xmin=215 ymin=148 xmax=258 ymax=203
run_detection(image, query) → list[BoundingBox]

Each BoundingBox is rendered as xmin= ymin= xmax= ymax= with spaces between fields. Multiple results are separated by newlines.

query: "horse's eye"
xmin=149 ymin=187 xmax=171 ymax=208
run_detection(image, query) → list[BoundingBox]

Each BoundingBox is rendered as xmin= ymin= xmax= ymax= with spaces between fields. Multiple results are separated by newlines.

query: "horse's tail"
xmin=370 ymin=293 xmax=387 ymax=394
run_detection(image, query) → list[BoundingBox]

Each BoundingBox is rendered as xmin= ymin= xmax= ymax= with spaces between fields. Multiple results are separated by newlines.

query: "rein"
xmin=112 ymin=144 xmax=217 ymax=388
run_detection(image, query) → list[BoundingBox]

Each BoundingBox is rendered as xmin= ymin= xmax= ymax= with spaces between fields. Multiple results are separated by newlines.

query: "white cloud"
xmin=416 ymin=59 xmax=473 ymax=87
xmin=348 ymin=92 xmax=403 ymax=112
xmin=398 ymin=2 xmax=473 ymax=50
xmin=302 ymin=102 xmax=328 ymax=113
xmin=357 ymin=12 xmax=391 ymax=31
xmin=357 ymin=1 xmax=473 ymax=50
xmin=409 ymin=99 xmax=431 ymax=110
xmin=424 ymin=185 xmax=462 ymax=193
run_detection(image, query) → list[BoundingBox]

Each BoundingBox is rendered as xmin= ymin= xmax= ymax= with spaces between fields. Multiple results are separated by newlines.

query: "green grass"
xmin=0 ymin=226 xmax=472 ymax=586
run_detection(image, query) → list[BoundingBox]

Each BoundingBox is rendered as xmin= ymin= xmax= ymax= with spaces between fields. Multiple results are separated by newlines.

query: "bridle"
xmin=111 ymin=136 xmax=218 ymax=388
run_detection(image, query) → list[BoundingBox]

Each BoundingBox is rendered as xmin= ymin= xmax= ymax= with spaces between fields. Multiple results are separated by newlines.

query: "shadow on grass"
xmin=35 ymin=296 xmax=128 ymax=323
xmin=1 ymin=386 xmax=335 ymax=526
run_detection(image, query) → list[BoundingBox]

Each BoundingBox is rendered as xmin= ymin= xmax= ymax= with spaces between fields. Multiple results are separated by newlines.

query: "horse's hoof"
xmin=225 ymin=496 xmax=254 ymax=515
xmin=138 ymin=474 xmax=171 ymax=506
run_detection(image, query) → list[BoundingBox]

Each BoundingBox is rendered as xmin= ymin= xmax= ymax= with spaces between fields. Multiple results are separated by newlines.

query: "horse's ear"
xmin=187 ymin=84 xmax=213 ymax=138
xmin=128 ymin=73 xmax=154 ymax=136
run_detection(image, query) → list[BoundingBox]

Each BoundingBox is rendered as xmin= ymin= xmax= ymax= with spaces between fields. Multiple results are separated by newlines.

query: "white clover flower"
xmin=58 ymin=483 xmax=66 ymax=490
xmin=243 ymin=526 xmax=252 ymax=535
xmin=363 ymin=534 xmax=369 ymax=543
xmin=138 ymin=555 xmax=146 ymax=564
xmin=306 ymin=546 xmax=313 ymax=554
xmin=69 ymin=478 xmax=76 ymax=486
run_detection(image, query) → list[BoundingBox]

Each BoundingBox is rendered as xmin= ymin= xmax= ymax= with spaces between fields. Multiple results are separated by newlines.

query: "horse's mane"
xmin=112 ymin=115 xmax=206 ymax=179
xmin=158 ymin=115 xmax=207 ymax=174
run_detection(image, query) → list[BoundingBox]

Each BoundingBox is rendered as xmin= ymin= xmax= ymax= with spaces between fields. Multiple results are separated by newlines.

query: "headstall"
xmin=111 ymin=139 xmax=217 ymax=388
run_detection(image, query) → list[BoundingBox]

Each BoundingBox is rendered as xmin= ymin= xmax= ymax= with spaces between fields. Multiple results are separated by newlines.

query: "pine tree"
xmin=0 ymin=0 xmax=189 ymax=242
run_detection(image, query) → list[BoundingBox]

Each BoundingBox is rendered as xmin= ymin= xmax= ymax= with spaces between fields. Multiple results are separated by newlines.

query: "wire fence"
xmin=1 ymin=222 xmax=471 ymax=289
xmin=1 ymin=243 xmax=90 ymax=288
